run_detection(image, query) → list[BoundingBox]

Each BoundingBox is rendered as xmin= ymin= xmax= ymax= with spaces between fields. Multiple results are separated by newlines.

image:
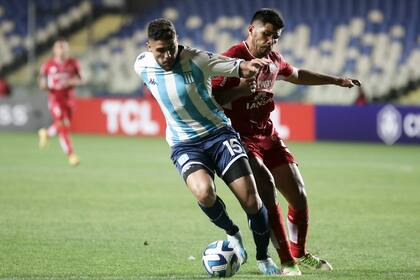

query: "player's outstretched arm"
xmin=214 ymin=79 xmax=256 ymax=105
xmin=286 ymin=69 xmax=361 ymax=88
xmin=38 ymin=75 xmax=48 ymax=91
xmin=65 ymin=76 xmax=84 ymax=87
xmin=239 ymin=58 xmax=270 ymax=78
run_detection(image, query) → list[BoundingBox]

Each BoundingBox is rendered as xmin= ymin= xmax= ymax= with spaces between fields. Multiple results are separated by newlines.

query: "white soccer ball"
xmin=202 ymin=240 xmax=241 ymax=278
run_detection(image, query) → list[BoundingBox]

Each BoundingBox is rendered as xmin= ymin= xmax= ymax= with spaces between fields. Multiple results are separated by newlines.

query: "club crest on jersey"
xmin=183 ymin=71 xmax=194 ymax=84
xmin=269 ymin=63 xmax=278 ymax=73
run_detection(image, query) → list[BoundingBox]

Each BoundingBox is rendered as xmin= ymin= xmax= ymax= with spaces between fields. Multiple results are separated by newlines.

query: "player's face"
xmin=53 ymin=41 xmax=69 ymax=60
xmin=148 ymin=38 xmax=179 ymax=71
xmin=248 ymin=22 xmax=282 ymax=57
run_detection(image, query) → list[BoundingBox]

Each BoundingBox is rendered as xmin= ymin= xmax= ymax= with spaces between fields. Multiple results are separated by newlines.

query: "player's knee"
xmin=242 ymin=192 xmax=262 ymax=214
xmin=63 ymin=118 xmax=70 ymax=127
xmin=193 ymin=183 xmax=216 ymax=207
xmin=196 ymin=190 xmax=216 ymax=207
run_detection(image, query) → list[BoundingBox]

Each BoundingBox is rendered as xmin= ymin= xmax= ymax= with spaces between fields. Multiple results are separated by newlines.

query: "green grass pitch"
xmin=0 ymin=132 xmax=419 ymax=279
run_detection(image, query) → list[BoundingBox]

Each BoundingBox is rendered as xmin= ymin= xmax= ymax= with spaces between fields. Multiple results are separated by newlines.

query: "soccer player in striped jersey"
xmin=212 ymin=9 xmax=360 ymax=275
xmin=133 ymin=18 xmax=280 ymax=275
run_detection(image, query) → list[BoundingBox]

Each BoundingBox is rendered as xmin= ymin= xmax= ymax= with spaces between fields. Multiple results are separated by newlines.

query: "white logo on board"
xmin=377 ymin=105 xmax=402 ymax=145
xmin=101 ymin=100 xmax=159 ymax=135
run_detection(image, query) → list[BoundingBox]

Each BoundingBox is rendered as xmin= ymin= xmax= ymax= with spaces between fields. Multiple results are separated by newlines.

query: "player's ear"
xmin=146 ymin=41 xmax=151 ymax=51
xmin=247 ymin=25 xmax=253 ymax=34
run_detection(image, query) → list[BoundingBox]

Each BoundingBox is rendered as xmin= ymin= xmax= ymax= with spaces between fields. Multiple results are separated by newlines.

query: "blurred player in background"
xmin=38 ymin=38 xmax=83 ymax=166
xmin=134 ymin=18 xmax=281 ymax=275
xmin=213 ymin=8 xmax=361 ymax=275
xmin=0 ymin=75 xmax=11 ymax=97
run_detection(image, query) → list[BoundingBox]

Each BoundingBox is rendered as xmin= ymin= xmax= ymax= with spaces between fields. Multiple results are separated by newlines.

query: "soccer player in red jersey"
xmin=212 ymin=9 xmax=360 ymax=275
xmin=38 ymin=39 xmax=83 ymax=166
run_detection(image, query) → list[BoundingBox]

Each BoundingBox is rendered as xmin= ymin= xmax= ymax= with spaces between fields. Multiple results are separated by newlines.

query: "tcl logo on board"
xmin=101 ymin=100 xmax=160 ymax=135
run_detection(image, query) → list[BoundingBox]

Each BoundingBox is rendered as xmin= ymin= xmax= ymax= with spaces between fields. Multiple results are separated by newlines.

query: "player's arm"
xmin=65 ymin=75 xmax=83 ymax=87
xmin=64 ymin=60 xmax=84 ymax=87
xmin=38 ymin=63 xmax=48 ymax=91
xmin=285 ymin=68 xmax=361 ymax=88
xmin=195 ymin=50 xmax=269 ymax=79
xmin=213 ymin=78 xmax=256 ymax=105
xmin=38 ymin=74 xmax=48 ymax=91
xmin=238 ymin=59 xmax=270 ymax=78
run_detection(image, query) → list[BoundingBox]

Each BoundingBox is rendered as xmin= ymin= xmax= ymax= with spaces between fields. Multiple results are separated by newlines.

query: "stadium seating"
xmin=0 ymin=0 xmax=92 ymax=71
xmin=2 ymin=0 xmax=419 ymax=103
xmin=80 ymin=0 xmax=419 ymax=103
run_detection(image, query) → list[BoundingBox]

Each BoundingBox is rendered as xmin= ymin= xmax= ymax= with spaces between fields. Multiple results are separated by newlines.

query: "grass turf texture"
xmin=0 ymin=132 xmax=419 ymax=280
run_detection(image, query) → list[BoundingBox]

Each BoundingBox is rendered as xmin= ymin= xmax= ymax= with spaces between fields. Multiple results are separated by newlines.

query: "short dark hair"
xmin=251 ymin=8 xmax=284 ymax=30
xmin=147 ymin=18 xmax=176 ymax=41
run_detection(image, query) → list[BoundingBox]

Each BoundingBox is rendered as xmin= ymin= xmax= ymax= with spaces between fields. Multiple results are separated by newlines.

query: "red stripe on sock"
xmin=267 ymin=204 xmax=294 ymax=263
xmin=58 ymin=125 xmax=73 ymax=155
xmin=288 ymin=205 xmax=308 ymax=258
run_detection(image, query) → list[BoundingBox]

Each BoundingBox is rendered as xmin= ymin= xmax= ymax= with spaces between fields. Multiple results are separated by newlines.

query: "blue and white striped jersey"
xmin=134 ymin=46 xmax=244 ymax=146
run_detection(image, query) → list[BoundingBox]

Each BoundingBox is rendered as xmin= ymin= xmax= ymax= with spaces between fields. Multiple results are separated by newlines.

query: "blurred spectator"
xmin=0 ymin=76 xmax=11 ymax=97
xmin=355 ymin=87 xmax=368 ymax=106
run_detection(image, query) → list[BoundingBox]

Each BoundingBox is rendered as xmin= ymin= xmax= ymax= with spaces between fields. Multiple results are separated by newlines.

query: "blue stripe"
xmin=173 ymin=63 xmax=214 ymax=132
xmin=141 ymin=69 xmax=180 ymax=141
xmin=189 ymin=61 xmax=230 ymax=124
xmin=153 ymin=67 xmax=198 ymax=138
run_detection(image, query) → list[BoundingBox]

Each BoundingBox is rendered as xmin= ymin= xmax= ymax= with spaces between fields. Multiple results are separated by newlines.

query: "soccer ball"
xmin=202 ymin=240 xmax=241 ymax=277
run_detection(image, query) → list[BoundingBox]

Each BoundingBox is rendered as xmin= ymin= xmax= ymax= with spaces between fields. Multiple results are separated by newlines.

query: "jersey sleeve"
xmin=133 ymin=53 xmax=147 ymax=83
xmin=211 ymin=47 xmax=242 ymax=89
xmin=275 ymin=54 xmax=296 ymax=80
xmin=211 ymin=75 xmax=240 ymax=89
xmin=191 ymin=49 xmax=243 ymax=78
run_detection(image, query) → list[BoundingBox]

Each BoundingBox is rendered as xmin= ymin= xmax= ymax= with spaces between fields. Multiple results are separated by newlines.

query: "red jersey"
xmin=212 ymin=41 xmax=294 ymax=136
xmin=40 ymin=58 xmax=81 ymax=102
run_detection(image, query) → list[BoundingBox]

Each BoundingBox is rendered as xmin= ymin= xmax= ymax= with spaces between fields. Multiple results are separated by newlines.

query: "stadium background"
xmin=1 ymin=1 xmax=420 ymax=280
xmin=0 ymin=0 xmax=420 ymax=144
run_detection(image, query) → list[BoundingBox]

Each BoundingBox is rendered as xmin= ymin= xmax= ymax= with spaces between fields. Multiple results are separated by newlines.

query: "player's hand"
xmin=247 ymin=79 xmax=257 ymax=93
xmin=235 ymin=78 xmax=256 ymax=97
xmin=248 ymin=58 xmax=270 ymax=74
xmin=338 ymin=77 xmax=361 ymax=88
xmin=240 ymin=58 xmax=270 ymax=78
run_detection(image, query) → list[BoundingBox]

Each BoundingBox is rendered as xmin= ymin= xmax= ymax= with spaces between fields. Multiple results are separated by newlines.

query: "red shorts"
xmin=48 ymin=97 xmax=74 ymax=123
xmin=241 ymin=126 xmax=296 ymax=170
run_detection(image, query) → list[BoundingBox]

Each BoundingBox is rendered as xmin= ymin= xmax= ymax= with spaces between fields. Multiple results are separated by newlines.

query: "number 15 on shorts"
xmin=223 ymin=139 xmax=243 ymax=156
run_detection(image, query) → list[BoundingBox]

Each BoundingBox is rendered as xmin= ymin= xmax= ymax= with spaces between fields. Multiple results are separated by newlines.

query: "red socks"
xmin=267 ymin=204 xmax=294 ymax=263
xmin=57 ymin=124 xmax=74 ymax=155
xmin=287 ymin=206 xmax=309 ymax=258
